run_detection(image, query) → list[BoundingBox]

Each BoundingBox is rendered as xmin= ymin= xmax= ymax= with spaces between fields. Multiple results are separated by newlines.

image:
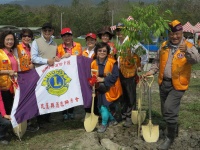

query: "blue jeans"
xmin=99 ymin=105 xmax=115 ymax=126
xmin=0 ymin=115 xmax=11 ymax=138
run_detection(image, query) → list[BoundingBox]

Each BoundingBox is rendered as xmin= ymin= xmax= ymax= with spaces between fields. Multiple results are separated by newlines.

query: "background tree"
xmin=116 ymin=4 xmax=172 ymax=63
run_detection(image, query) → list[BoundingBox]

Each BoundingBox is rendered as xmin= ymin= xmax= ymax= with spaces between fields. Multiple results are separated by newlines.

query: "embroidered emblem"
xmin=21 ymin=50 xmax=26 ymax=56
xmin=177 ymin=53 xmax=185 ymax=59
xmin=74 ymin=50 xmax=79 ymax=55
xmin=42 ymin=69 xmax=71 ymax=96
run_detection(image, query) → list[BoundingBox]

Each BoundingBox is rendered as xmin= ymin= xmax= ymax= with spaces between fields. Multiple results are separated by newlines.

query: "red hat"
xmin=61 ymin=28 xmax=72 ymax=35
xmin=168 ymin=20 xmax=183 ymax=32
xmin=86 ymin=33 xmax=96 ymax=40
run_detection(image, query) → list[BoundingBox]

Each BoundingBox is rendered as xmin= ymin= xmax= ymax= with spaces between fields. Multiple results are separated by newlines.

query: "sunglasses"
xmin=98 ymin=49 xmax=107 ymax=53
xmin=43 ymin=29 xmax=52 ymax=32
xmin=22 ymin=35 xmax=32 ymax=38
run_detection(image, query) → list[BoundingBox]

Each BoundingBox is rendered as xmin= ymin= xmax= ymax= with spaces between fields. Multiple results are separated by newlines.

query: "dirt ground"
xmin=65 ymin=107 xmax=200 ymax=150
xmin=68 ymin=72 xmax=200 ymax=150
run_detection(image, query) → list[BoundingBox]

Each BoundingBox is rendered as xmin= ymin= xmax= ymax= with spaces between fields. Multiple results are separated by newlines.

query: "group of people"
xmin=0 ymin=19 xmax=199 ymax=150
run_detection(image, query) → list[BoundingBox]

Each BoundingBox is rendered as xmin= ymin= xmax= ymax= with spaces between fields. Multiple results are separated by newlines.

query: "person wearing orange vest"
xmin=0 ymin=30 xmax=18 ymax=145
xmin=144 ymin=20 xmax=200 ymax=150
xmin=82 ymin=33 xmax=96 ymax=59
xmin=15 ymin=29 xmax=34 ymax=71
xmin=57 ymin=27 xmax=82 ymax=58
xmin=97 ymin=26 xmax=117 ymax=59
xmin=14 ymin=29 xmax=40 ymax=132
xmin=57 ymin=27 xmax=82 ymax=121
xmin=114 ymin=23 xmax=141 ymax=128
xmin=91 ymin=42 xmax=122 ymax=133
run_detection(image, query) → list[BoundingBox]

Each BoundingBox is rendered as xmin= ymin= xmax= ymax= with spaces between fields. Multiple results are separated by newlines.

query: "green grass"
xmin=192 ymin=62 xmax=200 ymax=70
xmin=137 ymin=77 xmax=200 ymax=131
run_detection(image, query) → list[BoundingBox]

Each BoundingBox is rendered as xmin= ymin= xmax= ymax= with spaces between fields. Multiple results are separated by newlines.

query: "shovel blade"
xmin=142 ymin=122 xmax=159 ymax=143
xmin=84 ymin=113 xmax=99 ymax=132
xmin=131 ymin=110 xmax=146 ymax=125
xmin=13 ymin=121 xmax=27 ymax=139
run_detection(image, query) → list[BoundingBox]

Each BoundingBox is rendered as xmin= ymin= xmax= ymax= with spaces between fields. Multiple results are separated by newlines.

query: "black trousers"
xmin=159 ymin=80 xmax=185 ymax=124
xmin=120 ymin=75 xmax=137 ymax=118
xmin=84 ymin=96 xmax=99 ymax=116
xmin=1 ymin=90 xmax=14 ymax=115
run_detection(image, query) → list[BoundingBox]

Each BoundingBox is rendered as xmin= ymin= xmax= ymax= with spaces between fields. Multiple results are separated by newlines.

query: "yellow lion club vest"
xmin=158 ymin=41 xmax=193 ymax=90
xmin=119 ymin=53 xmax=141 ymax=78
xmin=0 ymin=49 xmax=13 ymax=90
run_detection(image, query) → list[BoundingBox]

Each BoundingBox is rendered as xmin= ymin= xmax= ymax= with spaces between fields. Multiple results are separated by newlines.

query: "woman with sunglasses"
xmin=15 ymin=29 xmax=34 ymax=71
xmin=91 ymin=42 xmax=122 ymax=133
xmin=0 ymin=30 xmax=18 ymax=144
xmin=14 ymin=29 xmax=40 ymax=132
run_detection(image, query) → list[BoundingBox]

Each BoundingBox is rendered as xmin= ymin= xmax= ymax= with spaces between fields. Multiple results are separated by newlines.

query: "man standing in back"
xmin=31 ymin=22 xmax=60 ymax=125
xmin=57 ymin=27 xmax=82 ymax=121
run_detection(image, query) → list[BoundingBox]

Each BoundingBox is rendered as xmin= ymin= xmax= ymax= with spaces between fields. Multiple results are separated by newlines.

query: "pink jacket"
xmin=0 ymin=91 xmax=6 ymax=117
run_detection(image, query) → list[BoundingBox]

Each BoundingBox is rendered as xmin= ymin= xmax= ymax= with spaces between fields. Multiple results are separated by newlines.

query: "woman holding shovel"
xmin=144 ymin=20 xmax=200 ymax=150
xmin=91 ymin=42 xmax=122 ymax=133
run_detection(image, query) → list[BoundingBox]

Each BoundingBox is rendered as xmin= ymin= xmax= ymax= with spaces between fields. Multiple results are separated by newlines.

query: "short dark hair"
xmin=93 ymin=42 xmax=111 ymax=59
xmin=0 ymin=30 xmax=18 ymax=49
xmin=20 ymin=28 xmax=33 ymax=39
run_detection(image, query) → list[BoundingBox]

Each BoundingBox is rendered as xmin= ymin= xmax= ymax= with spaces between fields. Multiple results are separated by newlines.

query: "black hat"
xmin=97 ymin=26 xmax=114 ymax=40
xmin=42 ymin=23 xmax=53 ymax=29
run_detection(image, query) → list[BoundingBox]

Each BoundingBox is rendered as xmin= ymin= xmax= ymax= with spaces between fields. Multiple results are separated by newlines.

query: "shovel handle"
xmin=91 ymin=69 xmax=98 ymax=76
xmin=91 ymin=85 xmax=96 ymax=114
xmin=145 ymin=75 xmax=154 ymax=120
xmin=145 ymin=75 xmax=154 ymax=87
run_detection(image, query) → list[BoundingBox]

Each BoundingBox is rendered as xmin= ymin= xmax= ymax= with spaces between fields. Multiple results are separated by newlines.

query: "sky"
xmin=0 ymin=0 xmax=14 ymax=4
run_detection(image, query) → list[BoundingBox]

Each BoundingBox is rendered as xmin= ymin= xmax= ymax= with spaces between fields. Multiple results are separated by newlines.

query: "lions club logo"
xmin=42 ymin=69 xmax=71 ymax=96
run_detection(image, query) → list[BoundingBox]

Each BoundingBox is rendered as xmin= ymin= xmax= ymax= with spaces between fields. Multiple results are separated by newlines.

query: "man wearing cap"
xmin=31 ymin=22 xmax=60 ymax=124
xmin=57 ymin=27 xmax=82 ymax=120
xmin=114 ymin=23 xmax=141 ymax=127
xmin=57 ymin=28 xmax=82 ymax=57
xmin=82 ymin=33 xmax=97 ymax=59
xmin=144 ymin=20 xmax=200 ymax=149
xmin=31 ymin=23 xmax=59 ymax=67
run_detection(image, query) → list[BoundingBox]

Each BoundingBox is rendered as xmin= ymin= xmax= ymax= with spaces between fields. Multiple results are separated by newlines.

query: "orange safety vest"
xmin=57 ymin=42 xmax=82 ymax=57
xmin=17 ymin=44 xmax=31 ymax=71
xmin=91 ymin=58 xmax=122 ymax=102
xmin=119 ymin=53 xmax=141 ymax=78
xmin=158 ymin=41 xmax=193 ymax=90
xmin=0 ymin=49 xmax=13 ymax=90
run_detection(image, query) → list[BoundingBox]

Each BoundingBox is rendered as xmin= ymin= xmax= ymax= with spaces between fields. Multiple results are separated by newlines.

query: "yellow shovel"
xmin=13 ymin=121 xmax=27 ymax=140
xmin=84 ymin=70 xmax=99 ymax=132
xmin=142 ymin=75 xmax=159 ymax=143
xmin=131 ymin=78 xmax=146 ymax=125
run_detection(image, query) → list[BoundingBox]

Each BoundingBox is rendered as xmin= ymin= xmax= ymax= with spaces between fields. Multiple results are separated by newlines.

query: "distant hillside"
xmin=6 ymin=0 xmax=157 ymax=6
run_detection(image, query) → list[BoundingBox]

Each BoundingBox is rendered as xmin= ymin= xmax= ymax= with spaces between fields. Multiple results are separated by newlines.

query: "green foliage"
xmin=1 ymin=0 xmax=200 ymax=39
xmin=115 ymin=4 xmax=171 ymax=64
